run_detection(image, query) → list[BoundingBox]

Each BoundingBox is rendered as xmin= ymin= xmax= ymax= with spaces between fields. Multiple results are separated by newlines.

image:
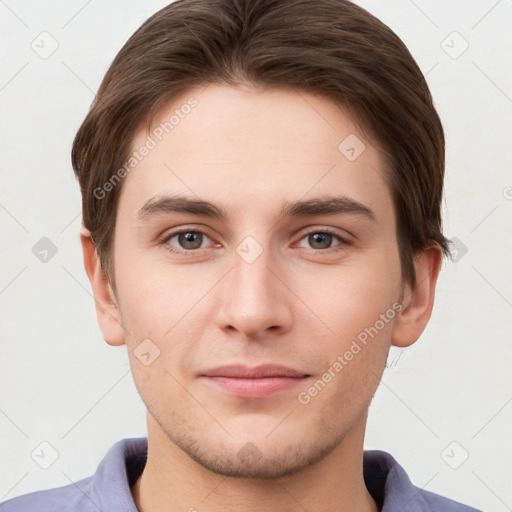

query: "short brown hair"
xmin=72 ymin=0 xmax=451 ymax=290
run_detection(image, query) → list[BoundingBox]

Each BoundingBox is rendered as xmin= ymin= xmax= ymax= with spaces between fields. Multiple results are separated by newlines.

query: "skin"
xmin=82 ymin=83 xmax=441 ymax=512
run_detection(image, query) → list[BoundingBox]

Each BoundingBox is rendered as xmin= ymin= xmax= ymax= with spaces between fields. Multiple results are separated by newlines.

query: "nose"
xmin=215 ymin=241 xmax=294 ymax=340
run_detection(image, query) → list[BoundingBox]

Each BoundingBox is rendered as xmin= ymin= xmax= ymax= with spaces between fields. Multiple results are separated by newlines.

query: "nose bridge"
xmin=234 ymin=238 xmax=276 ymax=296
xmin=216 ymin=233 xmax=293 ymax=338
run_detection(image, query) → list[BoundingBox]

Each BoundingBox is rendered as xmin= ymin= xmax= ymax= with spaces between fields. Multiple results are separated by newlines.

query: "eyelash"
xmin=158 ymin=227 xmax=352 ymax=256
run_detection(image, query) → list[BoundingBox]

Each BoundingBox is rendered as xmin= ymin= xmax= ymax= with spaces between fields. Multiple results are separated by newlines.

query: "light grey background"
xmin=1 ymin=1 xmax=511 ymax=510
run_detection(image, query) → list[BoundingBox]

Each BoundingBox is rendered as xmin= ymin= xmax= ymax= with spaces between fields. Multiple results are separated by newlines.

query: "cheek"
xmin=121 ymin=275 xmax=204 ymax=408
xmin=290 ymin=257 xmax=399 ymax=407
xmin=297 ymin=305 xmax=393 ymax=417
xmin=319 ymin=341 xmax=388 ymax=432
xmin=115 ymin=256 xmax=208 ymax=339
xmin=128 ymin=355 xmax=202 ymax=428
xmin=294 ymin=258 xmax=400 ymax=341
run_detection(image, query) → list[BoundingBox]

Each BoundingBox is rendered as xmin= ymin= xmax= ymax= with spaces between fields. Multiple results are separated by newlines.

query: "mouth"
xmin=200 ymin=364 xmax=311 ymax=398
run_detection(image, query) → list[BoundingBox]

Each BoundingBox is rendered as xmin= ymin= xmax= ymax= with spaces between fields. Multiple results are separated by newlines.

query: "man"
xmin=0 ymin=0 xmax=483 ymax=510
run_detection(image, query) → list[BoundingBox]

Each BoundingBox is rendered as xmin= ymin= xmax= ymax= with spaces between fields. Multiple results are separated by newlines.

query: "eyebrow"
xmin=136 ymin=194 xmax=377 ymax=223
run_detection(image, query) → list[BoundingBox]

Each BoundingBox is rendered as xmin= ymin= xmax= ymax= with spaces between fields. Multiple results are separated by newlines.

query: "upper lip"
xmin=201 ymin=364 xmax=309 ymax=378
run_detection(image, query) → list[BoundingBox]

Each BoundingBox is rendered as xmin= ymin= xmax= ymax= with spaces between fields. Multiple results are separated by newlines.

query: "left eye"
xmin=297 ymin=231 xmax=347 ymax=251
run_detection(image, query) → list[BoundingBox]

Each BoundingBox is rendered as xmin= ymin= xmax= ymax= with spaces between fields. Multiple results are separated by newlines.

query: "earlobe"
xmin=391 ymin=243 xmax=442 ymax=348
xmin=80 ymin=227 xmax=126 ymax=347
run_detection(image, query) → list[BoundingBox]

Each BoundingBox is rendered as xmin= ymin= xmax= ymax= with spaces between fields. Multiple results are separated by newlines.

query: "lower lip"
xmin=202 ymin=376 xmax=309 ymax=398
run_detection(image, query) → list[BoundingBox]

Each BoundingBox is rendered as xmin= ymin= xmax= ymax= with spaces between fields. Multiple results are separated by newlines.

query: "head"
xmin=76 ymin=0 xmax=450 ymax=478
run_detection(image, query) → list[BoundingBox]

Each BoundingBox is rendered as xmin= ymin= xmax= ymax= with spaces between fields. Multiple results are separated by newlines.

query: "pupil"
xmin=310 ymin=233 xmax=331 ymax=249
xmin=180 ymin=232 xmax=201 ymax=249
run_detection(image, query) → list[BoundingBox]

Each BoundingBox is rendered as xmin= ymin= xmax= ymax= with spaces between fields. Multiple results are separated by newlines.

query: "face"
xmin=111 ymin=84 xmax=404 ymax=478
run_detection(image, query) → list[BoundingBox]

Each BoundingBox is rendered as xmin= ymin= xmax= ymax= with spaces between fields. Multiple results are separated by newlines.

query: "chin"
xmin=161 ymin=420 xmax=347 ymax=480
xmin=183 ymin=441 xmax=334 ymax=479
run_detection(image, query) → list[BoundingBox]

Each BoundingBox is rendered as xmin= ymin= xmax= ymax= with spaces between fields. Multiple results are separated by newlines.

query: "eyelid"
xmin=295 ymin=225 xmax=354 ymax=242
xmin=158 ymin=225 xmax=217 ymax=247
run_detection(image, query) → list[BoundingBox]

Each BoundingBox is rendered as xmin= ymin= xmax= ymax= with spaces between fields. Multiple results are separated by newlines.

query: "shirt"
xmin=0 ymin=437 xmax=483 ymax=511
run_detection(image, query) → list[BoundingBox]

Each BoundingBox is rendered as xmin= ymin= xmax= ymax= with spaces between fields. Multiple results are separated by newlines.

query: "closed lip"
xmin=201 ymin=364 xmax=309 ymax=378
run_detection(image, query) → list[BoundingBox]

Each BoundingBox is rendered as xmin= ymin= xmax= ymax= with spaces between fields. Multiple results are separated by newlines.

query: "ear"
xmin=391 ymin=242 xmax=443 ymax=348
xmin=80 ymin=227 xmax=126 ymax=346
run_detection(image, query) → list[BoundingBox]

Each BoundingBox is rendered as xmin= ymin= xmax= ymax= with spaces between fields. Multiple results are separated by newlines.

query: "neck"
xmin=131 ymin=413 xmax=379 ymax=512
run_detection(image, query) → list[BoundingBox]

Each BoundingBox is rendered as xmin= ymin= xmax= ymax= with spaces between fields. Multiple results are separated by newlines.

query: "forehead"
xmin=120 ymin=84 xmax=393 ymax=228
